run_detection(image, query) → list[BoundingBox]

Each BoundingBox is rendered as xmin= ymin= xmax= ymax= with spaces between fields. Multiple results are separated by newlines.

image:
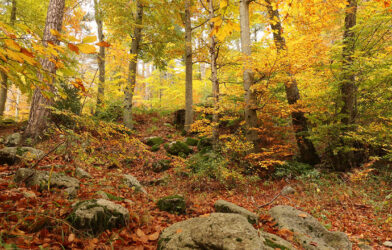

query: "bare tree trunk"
xmin=240 ymin=0 xmax=261 ymax=151
xmin=0 ymin=0 xmax=17 ymax=117
xmin=94 ymin=0 xmax=105 ymax=113
xmin=208 ymin=0 xmax=219 ymax=147
xmin=341 ymin=0 xmax=357 ymax=125
xmin=184 ymin=0 xmax=193 ymax=132
xmin=123 ymin=0 xmax=143 ymax=129
xmin=266 ymin=0 xmax=320 ymax=165
xmin=24 ymin=0 xmax=65 ymax=140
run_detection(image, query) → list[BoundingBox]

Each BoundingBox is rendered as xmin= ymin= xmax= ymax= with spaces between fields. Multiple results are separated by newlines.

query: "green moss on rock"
xmin=146 ymin=137 xmax=164 ymax=147
xmin=164 ymin=141 xmax=193 ymax=156
xmin=152 ymin=160 xmax=171 ymax=173
xmin=185 ymin=138 xmax=199 ymax=146
xmin=156 ymin=195 xmax=186 ymax=214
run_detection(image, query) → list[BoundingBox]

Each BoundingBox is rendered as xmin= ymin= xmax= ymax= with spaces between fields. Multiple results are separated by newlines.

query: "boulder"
xmin=157 ymin=195 xmax=186 ymax=214
xmin=151 ymin=144 xmax=161 ymax=152
xmin=146 ymin=136 xmax=164 ymax=147
xmin=0 ymin=147 xmax=44 ymax=165
xmin=68 ymin=199 xmax=129 ymax=235
xmin=281 ymin=186 xmax=295 ymax=196
xmin=269 ymin=206 xmax=352 ymax=250
xmin=164 ymin=141 xmax=192 ymax=156
xmin=185 ymin=138 xmax=198 ymax=146
xmin=4 ymin=133 xmax=22 ymax=146
xmin=260 ymin=231 xmax=295 ymax=250
xmin=152 ymin=159 xmax=171 ymax=173
xmin=214 ymin=200 xmax=258 ymax=224
xmin=15 ymin=168 xmax=80 ymax=194
xmin=75 ymin=167 xmax=91 ymax=179
xmin=123 ymin=174 xmax=147 ymax=194
xmin=158 ymin=213 xmax=266 ymax=250
xmin=384 ymin=241 xmax=392 ymax=248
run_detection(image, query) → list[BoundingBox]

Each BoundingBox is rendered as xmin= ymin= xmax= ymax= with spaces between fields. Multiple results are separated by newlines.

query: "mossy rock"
xmin=151 ymin=144 xmax=161 ymax=152
xmin=185 ymin=138 xmax=199 ymax=146
xmin=1 ymin=118 xmax=16 ymax=126
xmin=156 ymin=195 xmax=186 ymax=214
xmin=152 ymin=159 xmax=171 ymax=173
xmin=164 ymin=141 xmax=193 ymax=156
xmin=146 ymin=137 xmax=164 ymax=147
xmin=197 ymin=137 xmax=213 ymax=153
xmin=67 ymin=199 xmax=129 ymax=235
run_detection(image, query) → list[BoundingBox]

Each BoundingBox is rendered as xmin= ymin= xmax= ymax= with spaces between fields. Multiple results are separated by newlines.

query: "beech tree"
xmin=265 ymin=0 xmax=320 ymax=165
xmin=24 ymin=0 xmax=66 ymax=140
xmin=123 ymin=0 xmax=143 ymax=129
xmin=184 ymin=0 xmax=193 ymax=132
xmin=94 ymin=0 xmax=105 ymax=113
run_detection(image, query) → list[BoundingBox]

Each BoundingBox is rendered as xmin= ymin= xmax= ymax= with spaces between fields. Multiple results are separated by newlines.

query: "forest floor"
xmin=0 ymin=112 xmax=391 ymax=249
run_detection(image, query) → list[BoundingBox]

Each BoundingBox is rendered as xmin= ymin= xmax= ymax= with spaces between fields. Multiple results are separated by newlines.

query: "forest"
xmin=0 ymin=0 xmax=391 ymax=249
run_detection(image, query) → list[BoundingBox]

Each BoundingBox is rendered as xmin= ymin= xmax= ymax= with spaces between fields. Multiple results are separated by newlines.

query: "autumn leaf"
xmin=82 ymin=35 xmax=97 ymax=44
xmin=298 ymin=213 xmax=308 ymax=218
xmin=77 ymin=44 xmax=96 ymax=54
xmin=20 ymin=48 xmax=34 ymax=58
xmin=68 ymin=233 xmax=75 ymax=243
xmin=148 ymin=231 xmax=160 ymax=241
xmin=220 ymin=0 xmax=228 ymax=9
xmin=96 ymin=41 xmax=111 ymax=48
xmin=68 ymin=43 xmax=80 ymax=54
xmin=4 ymin=39 xmax=21 ymax=51
xmin=136 ymin=228 xmax=148 ymax=243
xmin=50 ymin=29 xmax=61 ymax=38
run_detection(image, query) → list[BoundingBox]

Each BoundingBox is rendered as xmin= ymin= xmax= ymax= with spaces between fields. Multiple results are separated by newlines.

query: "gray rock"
xmin=281 ymin=186 xmax=295 ymax=196
xmin=75 ymin=167 xmax=91 ymax=179
xmin=214 ymin=199 xmax=258 ymax=224
xmin=158 ymin=213 xmax=266 ymax=250
xmin=269 ymin=206 xmax=352 ymax=250
xmin=260 ymin=231 xmax=295 ymax=250
xmin=4 ymin=133 xmax=22 ymax=146
xmin=384 ymin=241 xmax=392 ymax=248
xmin=15 ymin=168 xmax=80 ymax=193
xmin=157 ymin=195 xmax=186 ymax=214
xmin=123 ymin=174 xmax=147 ymax=194
xmin=68 ymin=199 xmax=129 ymax=234
xmin=22 ymin=191 xmax=36 ymax=199
xmin=0 ymin=147 xmax=44 ymax=165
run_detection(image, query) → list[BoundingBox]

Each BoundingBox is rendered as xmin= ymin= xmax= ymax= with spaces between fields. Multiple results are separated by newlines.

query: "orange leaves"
xmin=71 ymin=78 xmax=86 ymax=92
xmin=67 ymin=43 xmax=79 ymax=54
xmin=96 ymin=41 xmax=111 ymax=48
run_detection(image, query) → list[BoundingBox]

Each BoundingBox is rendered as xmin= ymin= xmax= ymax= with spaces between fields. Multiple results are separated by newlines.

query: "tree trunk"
xmin=240 ymin=0 xmax=261 ymax=151
xmin=184 ymin=0 xmax=193 ymax=132
xmin=94 ymin=0 xmax=105 ymax=113
xmin=0 ymin=0 xmax=17 ymax=117
xmin=266 ymin=0 xmax=320 ymax=165
xmin=24 ymin=0 xmax=65 ymax=140
xmin=123 ymin=0 xmax=143 ymax=129
xmin=341 ymin=0 xmax=357 ymax=125
xmin=208 ymin=0 xmax=219 ymax=147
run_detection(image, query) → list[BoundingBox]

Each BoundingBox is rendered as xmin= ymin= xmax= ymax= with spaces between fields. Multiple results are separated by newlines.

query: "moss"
xmin=185 ymin=138 xmax=199 ymax=146
xmin=146 ymin=137 xmax=164 ymax=147
xmin=152 ymin=160 xmax=171 ymax=173
xmin=156 ymin=195 xmax=186 ymax=214
xmin=264 ymin=238 xmax=290 ymax=250
xmin=164 ymin=141 xmax=193 ymax=156
xmin=197 ymin=137 xmax=213 ymax=153
xmin=151 ymin=144 xmax=161 ymax=152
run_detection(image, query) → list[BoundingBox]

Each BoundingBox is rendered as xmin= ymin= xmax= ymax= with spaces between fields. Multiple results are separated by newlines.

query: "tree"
xmin=265 ymin=0 xmax=320 ymax=165
xmin=94 ymin=0 xmax=105 ymax=113
xmin=208 ymin=0 xmax=219 ymax=147
xmin=184 ymin=0 xmax=193 ymax=132
xmin=0 ymin=0 xmax=17 ymax=117
xmin=240 ymin=0 xmax=260 ymax=151
xmin=24 ymin=0 xmax=66 ymax=140
xmin=123 ymin=0 xmax=143 ymax=129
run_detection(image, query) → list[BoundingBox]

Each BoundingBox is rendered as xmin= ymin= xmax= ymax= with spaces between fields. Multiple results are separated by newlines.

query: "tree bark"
xmin=123 ymin=0 xmax=143 ymax=129
xmin=265 ymin=0 xmax=320 ymax=165
xmin=208 ymin=0 xmax=219 ymax=147
xmin=94 ymin=0 xmax=105 ymax=113
xmin=0 ymin=0 xmax=17 ymax=117
xmin=24 ymin=0 xmax=65 ymax=140
xmin=341 ymin=0 xmax=357 ymax=125
xmin=184 ymin=0 xmax=193 ymax=132
xmin=240 ymin=0 xmax=261 ymax=151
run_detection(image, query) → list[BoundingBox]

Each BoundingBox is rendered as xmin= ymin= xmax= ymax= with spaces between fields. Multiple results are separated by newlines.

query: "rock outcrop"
xmin=214 ymin=199 xmax=258 ymax=224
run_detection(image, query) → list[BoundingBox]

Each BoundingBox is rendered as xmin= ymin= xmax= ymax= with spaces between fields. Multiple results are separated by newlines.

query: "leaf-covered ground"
xmin=0 ymin=114 xmax=391 ymax=249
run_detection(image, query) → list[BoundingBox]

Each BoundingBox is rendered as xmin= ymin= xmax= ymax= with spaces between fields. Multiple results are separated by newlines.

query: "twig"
xmin=258 ymin=192 xmax=282 ymax=208
xmin=31 ymin=140 xmax=66 ymax=169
